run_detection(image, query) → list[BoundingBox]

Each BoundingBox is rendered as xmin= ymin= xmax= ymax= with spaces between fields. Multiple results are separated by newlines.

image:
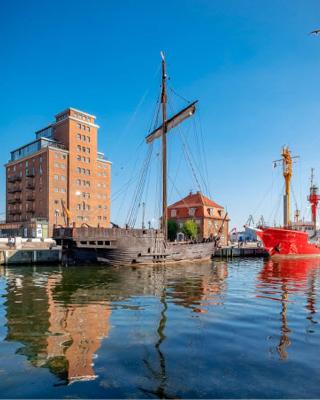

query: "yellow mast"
xmin=282 ymin=147 xmax=292 ymax=226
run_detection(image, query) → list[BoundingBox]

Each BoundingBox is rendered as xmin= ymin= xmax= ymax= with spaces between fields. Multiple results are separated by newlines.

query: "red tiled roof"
xmin=168 ymin=192 xmax=224 ymax=209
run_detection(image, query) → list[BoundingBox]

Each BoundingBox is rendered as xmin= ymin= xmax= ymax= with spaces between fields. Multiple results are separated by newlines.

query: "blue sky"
xmin=1 ymin=0 xmax=320 ymax=229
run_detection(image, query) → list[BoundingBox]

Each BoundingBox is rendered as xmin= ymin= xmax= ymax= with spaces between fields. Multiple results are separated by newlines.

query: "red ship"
xmin=255 ymin=147 xmax=320 ymax=258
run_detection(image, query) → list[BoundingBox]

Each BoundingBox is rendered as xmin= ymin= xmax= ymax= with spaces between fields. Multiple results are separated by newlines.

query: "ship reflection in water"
xmin=0 ymin=259 xmax=320 ymax=398
xmin=257 ymin=258 xmax=319 ymax=360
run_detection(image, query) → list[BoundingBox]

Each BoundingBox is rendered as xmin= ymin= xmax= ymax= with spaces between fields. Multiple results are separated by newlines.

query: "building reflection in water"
xmin=2 ymin=262 xmax=228 ymax=388
xmin=46 ymin=275 xmax=110 ymax=382
xmin=258 ymin=258 xmax=319 ymax=360
xmin=167 ymin=261 xmax=228 ymax=313
xmin=4 ymin=269 xmax=110 ymax=384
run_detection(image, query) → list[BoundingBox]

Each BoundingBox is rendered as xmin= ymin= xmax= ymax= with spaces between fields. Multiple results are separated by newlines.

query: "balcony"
xmin=8 ymin=175 xmax=22 ymax=183
xmin=15 ymin=197 xmax=22 ymax=204
xmin=8 ymin=198 xmax=16 ymax=204
xmin=8 ymin=186 xmax=22 ymax=193
xmin=10 ymin=209 xmax=22 ymax=215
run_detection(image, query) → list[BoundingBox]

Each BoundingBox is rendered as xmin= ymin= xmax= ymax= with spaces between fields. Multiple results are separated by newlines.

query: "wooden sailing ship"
xmin=54 ymin=53 xmax=224 ymax=265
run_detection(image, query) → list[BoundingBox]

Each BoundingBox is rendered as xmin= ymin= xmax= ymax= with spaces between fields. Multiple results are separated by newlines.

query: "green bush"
xmin=167 ymin=219 xmax=179 ymax=241
xmin=183 ymin=219 xmax=198 ymax=239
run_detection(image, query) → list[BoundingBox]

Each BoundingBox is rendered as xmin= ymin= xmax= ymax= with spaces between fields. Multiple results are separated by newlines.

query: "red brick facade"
xmin=5 ymin=108 xmax=111 ymax=235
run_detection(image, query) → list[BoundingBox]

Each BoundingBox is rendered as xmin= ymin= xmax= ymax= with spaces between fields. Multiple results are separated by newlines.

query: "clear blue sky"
xmin=1 ymin=0 xmax=320 ymax=229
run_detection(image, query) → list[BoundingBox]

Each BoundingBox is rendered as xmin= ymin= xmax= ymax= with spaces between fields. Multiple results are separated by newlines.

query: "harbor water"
xmin=0 ymin=258 xmax=319 ymax=398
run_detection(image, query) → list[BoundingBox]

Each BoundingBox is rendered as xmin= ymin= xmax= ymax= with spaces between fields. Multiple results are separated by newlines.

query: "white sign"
xmin=36 ymin=224 xmax=43 ymax=238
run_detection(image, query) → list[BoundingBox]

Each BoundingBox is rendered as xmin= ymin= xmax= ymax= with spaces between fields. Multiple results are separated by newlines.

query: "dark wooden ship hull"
xmin=53 ymin=227 xmax=216 ymax=266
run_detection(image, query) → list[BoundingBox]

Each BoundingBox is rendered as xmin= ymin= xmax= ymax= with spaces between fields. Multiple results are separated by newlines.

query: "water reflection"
xmin=1 ymin=262 xmax=228 ymax=387
xmin=257 ymin=258 xmax=320 ymax=360
xmin=4 ymin=268 xmax=111 ymax=383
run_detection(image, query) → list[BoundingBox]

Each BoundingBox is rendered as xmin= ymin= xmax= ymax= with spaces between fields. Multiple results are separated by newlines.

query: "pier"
xmin=214 ymin=243 xmax=268 ymax=258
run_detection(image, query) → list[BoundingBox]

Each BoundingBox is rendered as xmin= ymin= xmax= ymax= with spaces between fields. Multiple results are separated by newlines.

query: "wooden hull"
xmin=96 ymin=241 xmax=215 ymax=266
xmin=54 ymin=227 xmax=216 ymax=266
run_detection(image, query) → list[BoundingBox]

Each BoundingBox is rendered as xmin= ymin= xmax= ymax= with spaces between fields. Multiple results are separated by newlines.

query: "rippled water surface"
xmin=0 ymin=258 xmax=320 ymax=398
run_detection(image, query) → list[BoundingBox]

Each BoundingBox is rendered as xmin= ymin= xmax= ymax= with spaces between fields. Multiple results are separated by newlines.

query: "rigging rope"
xmin=126 ymin=143 xmax=154 ymax=228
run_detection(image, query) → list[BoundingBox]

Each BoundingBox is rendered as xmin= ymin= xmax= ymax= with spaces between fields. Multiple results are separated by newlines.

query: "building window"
xmin=77 ymin=145 xmax=81 ymax=152
xmin=171 ymin=209 xmax=177 ymax=217
xmin=189 ymin=207 xmax=196 ymax=216
xmin=61 ymin=175 xmax=66 ymax=181
xmin=55 ymin=152 xmax=59 ymax=159
xmin=77 ymin=133 xmax=81 ymax=140
xmin=86 ymin=147 xmax=90 ymax=154
xmin=54 ymin=188 xmax=59 ymax=193
xmin=54 ymin=174 xmax=59 ymax=180
xmin=54 ymin=162 xmax=59 ymax=168
xmin=61 ymin=154 xmax=66 ymax=160
xmin=77 ymin=123 xmax=81 ymax=129
xmin=61 ymin=188 xmax=66 ymax=193
xmin=207 ymin=208 xmax=214 ymax=216
xmin=77 ymin=167 xmax=81 ymax=173
xmin=77 ymin=155 xmax=81 ymax=161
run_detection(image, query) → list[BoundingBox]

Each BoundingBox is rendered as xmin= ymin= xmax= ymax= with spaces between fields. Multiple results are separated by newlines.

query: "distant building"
xmin=167 ymin=191 xmax=229 ymax=245
xmin=4 ymin=108 xmax=111 ymax=237
xmin=230 ymin=227 xmax=258 ymax=243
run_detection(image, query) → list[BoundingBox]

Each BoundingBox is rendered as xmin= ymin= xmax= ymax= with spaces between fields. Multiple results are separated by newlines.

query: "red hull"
xmin=256 ymin=227 xmax=320 ymax=258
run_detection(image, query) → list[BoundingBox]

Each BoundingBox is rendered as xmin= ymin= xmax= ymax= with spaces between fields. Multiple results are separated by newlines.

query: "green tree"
xmin=183 ymin=219 xmax=198 ymax=240
xmin=167 ymin=219 xmax=178 ymax=241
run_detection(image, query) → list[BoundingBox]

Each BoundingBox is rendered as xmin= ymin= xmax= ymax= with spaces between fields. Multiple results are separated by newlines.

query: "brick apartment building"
xmin=4 ymin=108 xmax=111 ymax=236
xmin=167 ymin=191 xmax=229 ymax=245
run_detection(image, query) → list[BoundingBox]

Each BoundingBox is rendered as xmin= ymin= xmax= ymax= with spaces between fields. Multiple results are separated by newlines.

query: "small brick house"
xmin=167 ymin=191 xmax=229 ymax=245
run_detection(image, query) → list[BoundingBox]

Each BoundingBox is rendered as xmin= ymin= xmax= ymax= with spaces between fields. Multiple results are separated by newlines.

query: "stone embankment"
xmin=0 ymin=238 xmax=62 ymax=265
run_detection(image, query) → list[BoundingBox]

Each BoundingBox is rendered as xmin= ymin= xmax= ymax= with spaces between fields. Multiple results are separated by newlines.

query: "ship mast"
xmin=161 ymin=51 xmax=168 ymax=241
xmin=282 ymin=147 xmax=292 ymax=227
xmin=273 ymin=147 xmax=298 ymax=227
xmin=308 ymin=168 xmax=320 ymax=231
xmin=145 ymin=53 xmax=198 ymax=239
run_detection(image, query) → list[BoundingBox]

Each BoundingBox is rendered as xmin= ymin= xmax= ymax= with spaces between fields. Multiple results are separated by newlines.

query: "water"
xmin=0 ymin=258 xmax=319 ymax=398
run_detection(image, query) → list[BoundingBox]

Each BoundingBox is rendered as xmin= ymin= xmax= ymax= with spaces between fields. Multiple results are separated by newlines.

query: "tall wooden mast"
xmin=161 ymin=51 xmax=168 ymax=241
xmin=145 ymin=53 xmax=198 ymax=239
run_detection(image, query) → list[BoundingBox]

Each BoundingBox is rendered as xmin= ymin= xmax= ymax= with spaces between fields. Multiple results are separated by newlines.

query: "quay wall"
xmin=0 ymin=248 xmax=62 ymax=265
